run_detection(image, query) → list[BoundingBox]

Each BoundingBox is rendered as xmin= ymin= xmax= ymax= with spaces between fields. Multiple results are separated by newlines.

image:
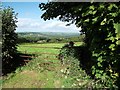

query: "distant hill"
xmin=17 ymin=32 xmax=80 ymax=38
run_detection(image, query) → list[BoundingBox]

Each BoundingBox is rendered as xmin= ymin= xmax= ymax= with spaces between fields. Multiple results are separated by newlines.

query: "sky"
xmin=3 ymin=2 xmax=81 ymax=33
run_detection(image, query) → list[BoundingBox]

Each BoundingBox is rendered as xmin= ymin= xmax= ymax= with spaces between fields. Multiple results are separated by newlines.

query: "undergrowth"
xmin=58 ymin=44 xmax=118 ymax=89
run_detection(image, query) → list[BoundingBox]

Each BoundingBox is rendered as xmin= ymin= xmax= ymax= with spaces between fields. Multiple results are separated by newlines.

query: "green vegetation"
xmin=2 ymin=42 xmax=82 ymax=88
xmin=17 ymin=42 xmax=82 ymax=54
xmin=2 ymin=2 xmax=120 ymax=89
xmin=3 ymin=42 xmax=110 ymax=88
xmin=40 ymin=2 xmax=120 ymax=88
xmin=17 ymin=32 xmax=84 ymax=44
xmin=2 ymin=7 xmax=18 ymax=74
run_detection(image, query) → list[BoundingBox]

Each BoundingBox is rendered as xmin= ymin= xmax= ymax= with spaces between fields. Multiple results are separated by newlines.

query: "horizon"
xmin=16 ymin=31 xmax=80 ymax=33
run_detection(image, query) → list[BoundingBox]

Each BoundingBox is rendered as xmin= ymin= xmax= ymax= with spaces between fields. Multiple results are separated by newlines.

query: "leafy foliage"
xmin=59 ymin=46 xmax=116 ymax=88
xmin=59 ymin=44 xmax=92 ymax=75
xmin=2 ymin=7 xmax=18 ymax=74
xmin=40 ymin=2 xmax=120 ymax=88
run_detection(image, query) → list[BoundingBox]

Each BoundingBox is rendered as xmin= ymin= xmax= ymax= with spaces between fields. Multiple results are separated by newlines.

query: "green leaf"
xmin=109 ymin=44 xmax=115 ymax=51
xmin=97 ymin=62 xmax=102 ymax=67
xmin=95 ymin=73 xmax=101 ymax=78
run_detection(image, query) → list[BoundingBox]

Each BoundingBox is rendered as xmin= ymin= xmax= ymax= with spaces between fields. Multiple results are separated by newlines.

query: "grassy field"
xmin=2 ymin=42 xmax=100 ymax=88
xmin=17 ymin=42 xmax=82 ymax=53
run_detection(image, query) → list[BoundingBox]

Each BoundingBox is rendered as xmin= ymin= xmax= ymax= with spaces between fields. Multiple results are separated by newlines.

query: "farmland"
xmin=17 ymin=42 xmax=82 ymax=54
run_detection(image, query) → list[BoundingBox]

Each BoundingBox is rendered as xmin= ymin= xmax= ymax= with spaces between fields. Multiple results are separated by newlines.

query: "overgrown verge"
xmin=58 ymin=44 xmax=118 ymax=89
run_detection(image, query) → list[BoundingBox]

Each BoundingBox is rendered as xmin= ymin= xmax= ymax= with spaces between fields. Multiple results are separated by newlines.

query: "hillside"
xmin=17 ymin=32 xmax=80 ymax=38
xmin=17 ymin=32 xmax=82 ymax=44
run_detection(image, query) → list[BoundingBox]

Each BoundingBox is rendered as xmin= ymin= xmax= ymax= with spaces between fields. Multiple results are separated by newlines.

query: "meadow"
xmin=3 ymin=42 xmax=93 ymax=88
xmin=17 ymin=42 xmax=82 ymax=54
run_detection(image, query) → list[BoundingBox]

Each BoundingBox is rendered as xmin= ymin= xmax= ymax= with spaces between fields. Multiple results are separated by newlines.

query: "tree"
xmin=40 ymin=2 xmax=120 ymax=88
xmin=2 ymin=7 xmax=18 ymax=74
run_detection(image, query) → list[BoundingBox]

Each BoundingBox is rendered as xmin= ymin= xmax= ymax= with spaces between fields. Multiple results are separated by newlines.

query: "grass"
xmin=2 ymin=42 xmax=98 ymax=88
xmin=17 ymin=42 xmax=83 ymax=55
xmin=2 ymin=56 xmax=67 ymax=88
xmin=18 ymin=46 xmax=60 ymax=54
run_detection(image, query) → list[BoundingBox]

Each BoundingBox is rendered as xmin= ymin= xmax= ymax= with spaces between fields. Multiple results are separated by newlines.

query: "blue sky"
xmin=3 ymin=2 xmax=81 ymax=33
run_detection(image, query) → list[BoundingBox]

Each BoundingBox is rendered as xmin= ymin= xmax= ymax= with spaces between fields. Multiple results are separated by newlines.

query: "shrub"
xmin=58 ymin=43 xmax=92 ymax=73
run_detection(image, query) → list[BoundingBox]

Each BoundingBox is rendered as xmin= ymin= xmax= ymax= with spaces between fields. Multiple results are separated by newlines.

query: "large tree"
xmin=2 ymin=7 xmax=18 ymax=74
xmin=40 ymin=2 xmax=120 ymax=87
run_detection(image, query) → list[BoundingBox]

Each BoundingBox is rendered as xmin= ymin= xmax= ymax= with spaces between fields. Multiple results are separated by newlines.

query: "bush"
xmin=2 ymin=7 xmax=18 ymax=75
xmin=58 ymin=43 xmax=118 ymax=88
xmin=58 ymin=43 xmax=92 ymax=73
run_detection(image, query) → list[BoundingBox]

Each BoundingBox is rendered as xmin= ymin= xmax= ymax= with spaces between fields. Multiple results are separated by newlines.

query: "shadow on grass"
xmin=2 ymin=52 xmax=36 ymax=76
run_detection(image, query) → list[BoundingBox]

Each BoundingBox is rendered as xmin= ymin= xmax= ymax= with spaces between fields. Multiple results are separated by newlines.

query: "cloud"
xmin=17 ymin=18 xmax=40 ymax=28
xmin=16 ymin=18 xmax=81 ymax=33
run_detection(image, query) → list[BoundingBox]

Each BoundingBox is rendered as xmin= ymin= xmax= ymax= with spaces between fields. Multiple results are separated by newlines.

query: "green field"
xmin=17 ymin=42 xmax=83 ymax=54
xmin=2 ymin=42 xmax=100 ymax=88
